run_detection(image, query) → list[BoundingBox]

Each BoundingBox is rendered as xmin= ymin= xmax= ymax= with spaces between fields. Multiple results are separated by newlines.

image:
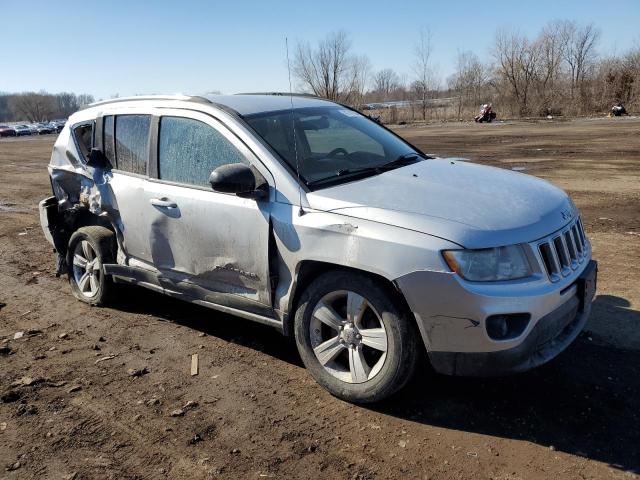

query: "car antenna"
xmin=286 ymin=37 xmax=305 ymax=216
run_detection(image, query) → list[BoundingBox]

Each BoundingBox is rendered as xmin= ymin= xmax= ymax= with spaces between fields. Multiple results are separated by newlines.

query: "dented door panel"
xmin=143 ymin=180 xmax=272 ymax=305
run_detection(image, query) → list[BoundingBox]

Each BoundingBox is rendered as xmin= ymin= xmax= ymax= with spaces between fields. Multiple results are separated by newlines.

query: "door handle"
xmin=150 ymin=198 xmax=178 ymax=208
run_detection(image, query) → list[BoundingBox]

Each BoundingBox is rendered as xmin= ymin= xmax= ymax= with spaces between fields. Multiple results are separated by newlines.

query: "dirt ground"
xmin=1 ymin=117 xmax=639 ymax=480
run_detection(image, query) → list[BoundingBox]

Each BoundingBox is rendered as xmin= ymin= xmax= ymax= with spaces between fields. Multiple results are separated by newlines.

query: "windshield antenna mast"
xmin=286 ymin=37 xmax=305 ymax=216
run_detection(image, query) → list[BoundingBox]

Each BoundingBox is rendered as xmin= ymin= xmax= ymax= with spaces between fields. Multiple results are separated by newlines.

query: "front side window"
xmin=115 ymin=115 xmax=150 ymax=175
xmin=244 ymin=107 xmax=421 ymax=188
xmin=158 ymin=116 xmax=247 ymax=187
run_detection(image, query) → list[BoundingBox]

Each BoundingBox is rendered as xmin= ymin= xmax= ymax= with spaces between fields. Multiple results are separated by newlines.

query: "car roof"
xmin=202 ymin=94 xmax=338 ymax=116
xmin=86 ymin=93 xmax=339 ymax=117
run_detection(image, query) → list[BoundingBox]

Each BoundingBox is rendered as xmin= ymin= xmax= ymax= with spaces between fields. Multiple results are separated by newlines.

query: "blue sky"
xmin=1 ymin=0 xmax=638 ymax=100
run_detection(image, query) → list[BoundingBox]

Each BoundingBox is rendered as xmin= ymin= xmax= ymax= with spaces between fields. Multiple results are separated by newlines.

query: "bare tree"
xmin=560 ymin=21 xmax=600 ymax=100
xmin=77 ymin=94 xmax=95 ymax=107
xmin=293 ymin=31 xmax=353 ymax=102
xmin=8 ymin=93 xmax=57 ymax=122
xmin=598 ymin=46 xmax=640 ymax=108
xmin=412 ymin=28 xmax=435 ymax=119
xmin=56 ymin=92 xmax=79 ymax=117
xmin=373 ymin=69 xmax=400 ymax=100
xmin=533 ymin=21 xmax=566 ymax=112
xmin=450 ymin=51 xmax=487 ymax=118
xmin=493 ymin=29 xmax=540 ymax=115
xmin=346 ymin=54 xmax=371 ymax=108
xmin=0 ymin=95 xmax=11 ymax=122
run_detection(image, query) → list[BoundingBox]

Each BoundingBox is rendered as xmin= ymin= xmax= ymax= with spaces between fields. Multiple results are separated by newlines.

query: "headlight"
xmin=442 ymin=245 xmax=532 ymax=282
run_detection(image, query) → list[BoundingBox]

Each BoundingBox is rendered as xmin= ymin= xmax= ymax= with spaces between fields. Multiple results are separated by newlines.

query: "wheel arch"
xmin=50 ymin=204 xmax=121 ymax=275
xmin=283 ymin=260 xmax=417 ymax=339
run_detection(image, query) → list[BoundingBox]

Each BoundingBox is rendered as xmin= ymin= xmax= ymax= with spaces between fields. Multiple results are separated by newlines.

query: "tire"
xmin=294 ymin=271 xmax=418 ymax=403
xmin=66 ymin=226 xmax=116 ymax=306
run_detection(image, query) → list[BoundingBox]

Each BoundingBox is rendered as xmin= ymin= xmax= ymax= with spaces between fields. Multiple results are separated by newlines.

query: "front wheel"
xmin=294 ymin=271 xmax=419 ymax=403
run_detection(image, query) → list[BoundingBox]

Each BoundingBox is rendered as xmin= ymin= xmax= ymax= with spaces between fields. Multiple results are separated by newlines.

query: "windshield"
xmin=244 ymin=106 xmax=422 ymax=188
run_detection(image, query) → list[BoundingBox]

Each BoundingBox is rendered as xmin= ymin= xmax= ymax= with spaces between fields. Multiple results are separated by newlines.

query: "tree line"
xmin=0 ymin=92 xmax=95 ymax=123
xmin=293 ymin=21 xmax=640 ymax=121
xmin=3 ymin=21 xmax=637 ymax=124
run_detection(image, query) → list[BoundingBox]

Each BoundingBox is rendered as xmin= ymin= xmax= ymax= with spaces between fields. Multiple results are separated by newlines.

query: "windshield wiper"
xmin=306 ymin=152 xmax=425 ymax=187
xmin=337 ymin=152 xmax=423 ymax=176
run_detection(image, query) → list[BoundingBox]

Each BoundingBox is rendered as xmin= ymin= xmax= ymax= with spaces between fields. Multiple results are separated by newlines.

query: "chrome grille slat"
xmin=577 ymin=218 xmax=586 ymax=246
xmin=554 ymin=236 xmax=570 ymax=269
xmin=571 ymin=225 xmax=581 ymax=252
xmin=539 ymin=243 xmax=558 ymax=277
xmin=564 ymin=230 xmax=577 ymax=262
xmin=538 ymin=217 xmax=588 ymax=282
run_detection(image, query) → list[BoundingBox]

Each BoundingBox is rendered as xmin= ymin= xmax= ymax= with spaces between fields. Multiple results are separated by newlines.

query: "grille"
xmin=538 ymin=217 xmax=588 ymax=281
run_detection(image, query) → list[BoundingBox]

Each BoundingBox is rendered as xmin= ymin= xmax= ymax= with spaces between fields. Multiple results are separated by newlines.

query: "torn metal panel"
xmin=43 ymin=120 xmax=127 ymax=270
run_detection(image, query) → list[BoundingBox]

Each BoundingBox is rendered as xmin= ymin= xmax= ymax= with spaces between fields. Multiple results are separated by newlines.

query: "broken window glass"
xmin=115 ymin=115 xmax=150 ymax=175
xmin=158 ymin=117 xmax=247 ymax=187
xmin=73 ymin=122 xmax=94 ymax=161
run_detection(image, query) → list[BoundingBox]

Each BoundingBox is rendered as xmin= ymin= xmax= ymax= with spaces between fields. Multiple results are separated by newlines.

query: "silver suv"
xmin=40 ymin=94 xmax=597 ymax=403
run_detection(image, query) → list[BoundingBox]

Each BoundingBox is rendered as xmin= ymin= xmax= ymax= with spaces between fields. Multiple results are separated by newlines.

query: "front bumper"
xmin=396 ymin=255 xmax=596 ymax=376
xmin=429 ymin=285 xmax=590 ymax=376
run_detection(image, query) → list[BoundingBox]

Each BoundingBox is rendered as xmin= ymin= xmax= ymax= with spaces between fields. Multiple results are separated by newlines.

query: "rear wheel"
xmin=67 ymin=226 xmax=115 ymax=306
xmin=294 ymin=271 xmax=418 ymax=403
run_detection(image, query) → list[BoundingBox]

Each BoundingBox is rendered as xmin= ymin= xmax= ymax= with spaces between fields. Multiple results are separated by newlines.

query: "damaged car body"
xmin=40 ymin=94 xmax=597 ymax=403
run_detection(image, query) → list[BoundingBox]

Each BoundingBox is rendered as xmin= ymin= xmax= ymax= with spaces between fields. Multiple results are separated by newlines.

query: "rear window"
xmin=72 ymin=122 xmax=94 ymax=161
xmin=114 ymin=115 xmax=151 ymax=175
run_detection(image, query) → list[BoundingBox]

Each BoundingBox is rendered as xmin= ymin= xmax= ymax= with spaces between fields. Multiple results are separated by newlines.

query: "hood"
xmin=306 ymin=159 xmax=576 ymax=249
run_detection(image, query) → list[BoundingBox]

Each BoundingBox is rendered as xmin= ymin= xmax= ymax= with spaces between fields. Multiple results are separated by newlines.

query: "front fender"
xmin=269 ymin=202 xmax=458 ymax=315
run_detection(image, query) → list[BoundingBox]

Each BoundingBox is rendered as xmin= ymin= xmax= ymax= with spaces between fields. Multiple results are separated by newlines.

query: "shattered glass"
xmin=158 ymin=116 xmax=247 ymax=187
xmin=115 ymin=115 xmax=150 ymax=175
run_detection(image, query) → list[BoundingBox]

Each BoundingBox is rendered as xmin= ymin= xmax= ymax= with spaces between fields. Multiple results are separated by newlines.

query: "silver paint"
xmin=40 ymin=94 xmax=595 ymax=377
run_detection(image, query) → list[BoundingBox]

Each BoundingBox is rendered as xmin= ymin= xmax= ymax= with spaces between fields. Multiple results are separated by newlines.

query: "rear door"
xmin=102 ymin=112 xmax=153 ymax=263
xmin=143 ymin=109 xmax=275 ymax=309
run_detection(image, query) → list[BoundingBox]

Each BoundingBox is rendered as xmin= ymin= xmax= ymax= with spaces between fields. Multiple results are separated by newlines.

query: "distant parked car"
xmin=0 ymin=125 xmax=17 ymax=137
xmin=51 ymin=119 xmax=67 ymax=133
xmin=13 ymin=125 xmax=32 ymax=136
xmin=36 ymin=123 xmax=55 ymax=135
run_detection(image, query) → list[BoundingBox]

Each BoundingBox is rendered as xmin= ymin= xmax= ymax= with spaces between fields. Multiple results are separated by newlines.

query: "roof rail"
xmin=235 ymin=92 xmax=321 ymax=99
xmin=84 ymin=94 xmax=196 ymax=109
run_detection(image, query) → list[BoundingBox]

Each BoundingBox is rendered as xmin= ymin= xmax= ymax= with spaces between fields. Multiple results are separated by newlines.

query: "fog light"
xmin=486 ymin=314 xmax=530 ymax=340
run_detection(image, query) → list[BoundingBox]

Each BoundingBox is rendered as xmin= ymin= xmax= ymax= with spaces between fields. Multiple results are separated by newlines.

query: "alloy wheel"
xmin=72 ymin=240 xmax=102 ymax=298
xmin=309 ymin=290 xmax=388 ymax=384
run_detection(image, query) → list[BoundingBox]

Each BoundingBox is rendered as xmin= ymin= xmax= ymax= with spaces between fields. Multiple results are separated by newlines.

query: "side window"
xmin=158 ymin=116 xmax=247 ymax=187
xmin=73 ymin=122 xmax=94 ymax=161
xmin=103 ymin=115 xmax=115 ymax=167
xmin=115 ymin=115 xmax=150 ymax=175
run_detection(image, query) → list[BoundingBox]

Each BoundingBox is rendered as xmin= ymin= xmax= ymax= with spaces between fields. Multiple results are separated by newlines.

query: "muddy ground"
xmin=1 ymin=117 xmax=639 ymax=480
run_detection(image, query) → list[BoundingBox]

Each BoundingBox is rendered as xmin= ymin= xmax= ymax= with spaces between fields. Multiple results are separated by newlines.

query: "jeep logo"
xmin=561 ymin=208 xmax=573 ymax=220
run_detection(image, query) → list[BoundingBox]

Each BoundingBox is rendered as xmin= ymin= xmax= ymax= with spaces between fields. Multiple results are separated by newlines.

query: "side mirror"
xmin=209 ymin=163 xmax=267 ymax=200
xmin=87 ymin=148 xmax=109 ymax=168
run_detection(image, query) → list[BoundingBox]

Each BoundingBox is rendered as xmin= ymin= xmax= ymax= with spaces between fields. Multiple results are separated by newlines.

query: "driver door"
xmin=143 ymin=110 xmax=274 ymax=309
